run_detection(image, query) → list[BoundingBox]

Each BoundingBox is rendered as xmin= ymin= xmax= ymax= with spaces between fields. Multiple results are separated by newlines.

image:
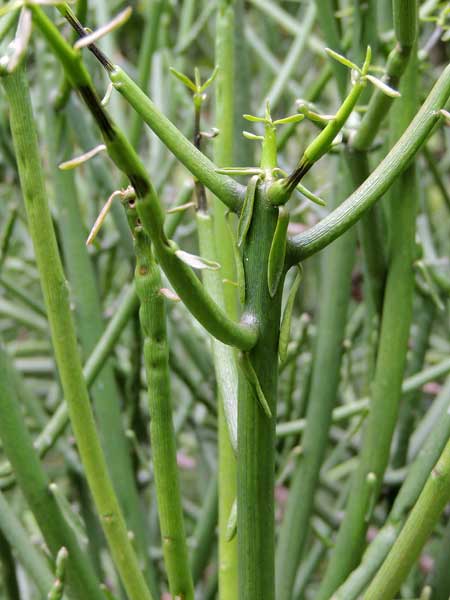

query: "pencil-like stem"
xmin=214 ymin=3 xmax=239 ymax=597
xmin=0 ymin=491 xmax=54 ymax=597
xmin=238 ymin=184 xmax=283 ymax=600
xmin=2 ymin=66 xmax=153 ymax=600
xmin=44 ymin=98 xmax=157 ymax=594
xmin=334 ymin=376 xmax=450 ymax=599
xmin=276 ymin=160 xmax=357 ymax=600
xmin=0 ymin=341 xmax=104 ymax=600
xmin=287 ymin=61 xmax=450 ymax=263
xmin=363 ymin=437 xmax=450 ymax=599
xmin=31 ymin=5 xmax=256 ymax=350
xmin=316 ymin=39 xmax=419 ymax=599
xmin=130 ymin=214 xmax=194 ymax=600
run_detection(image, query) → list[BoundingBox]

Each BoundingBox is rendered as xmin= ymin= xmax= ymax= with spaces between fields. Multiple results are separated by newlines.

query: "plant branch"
xmin=286 ymin=61 xmax=450 ymax=264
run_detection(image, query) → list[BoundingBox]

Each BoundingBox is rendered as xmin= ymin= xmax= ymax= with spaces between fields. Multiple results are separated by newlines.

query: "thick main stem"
xmin=276 ymin=160 xmax=356 ymax=600
xmin=238 ymin=186 xmax=281 ymax=600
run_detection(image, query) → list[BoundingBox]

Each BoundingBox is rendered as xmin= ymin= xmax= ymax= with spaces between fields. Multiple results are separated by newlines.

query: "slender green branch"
xmin=287 ymin=61 xmax=450 ymax=263
xmin=129 ymin=210 xmax=194 ymax=600
xmin=213 ymin=5 xmax=240 ymax=597
xmin=2 ymin=66 xmax=153 ymax=600
xmin=44 ymin=96 xmax=157 ymax=594
xmin=57 ymin=3 xmax=244 ymax=213
xmin=334 ymin=376 xmax=450 ymax=599
xmin=0 ymin=491 xmax=54 ymax=597
xmin=364 ymin=438 xmax=450 ymax=599
xmin=317 ymin=47 xmax=419 ymax=598
xmin=0 ymin=341 xmax=104 ymax=600
xmin=31 ymin=5 xmax=257 ymax=350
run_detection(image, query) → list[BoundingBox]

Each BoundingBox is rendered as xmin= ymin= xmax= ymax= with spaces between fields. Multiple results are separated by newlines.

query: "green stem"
xmin=31 ymin=5 xmax=255 ymax=350
xmin=363 ymin=438 xmax=450 ymax=600
xmin=0 ymin=491 xmax=53 ymax=597
xmin=276 ymin=160 xmax=356 ymax=600
xmin=334 ymin=377 xmax=450 ymax=599
xmin=45 ymin=101 xmax=157 ymax=594
xmin=2 ymin=66 xmax=153 ymax=600
xmin=214 ymin=4 xmax=240 ymax=597
xmin=238 ymin=185 xmax=282 ymax=600
xmin=287 ymin=61 xmax=450 ymax=263
xmin=0 ymin=341 xmax=104 ymax=600
xmin=131 ymin=217 xmax=194 ymax=599
xmin=317 ymin=45 xmax=419 ymax=599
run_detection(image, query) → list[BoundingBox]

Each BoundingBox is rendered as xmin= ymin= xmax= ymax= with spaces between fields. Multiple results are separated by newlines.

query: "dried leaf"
xmin=175 ymin=249 xmax=221 ymax=270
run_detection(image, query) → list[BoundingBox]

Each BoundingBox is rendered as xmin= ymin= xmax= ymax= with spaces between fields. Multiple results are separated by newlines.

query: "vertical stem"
xmin=363 ymin=438 xmax=450 ymax=600
xmin=132 ymin=221 xmax=194 ymax=600
xmin=0 ymin=491 xmax=54 ymax=597
xmin=2 ymin=66 xmax=153 ymax=600
xmin=214 ymin=3 xmax=239 ymax=597
xmin=0 ymin=342 xmax=104 ymax=600
xmin=190 ymin=475 xmax=219 ymax=583
xmin=0 ymin=530 xmax=20 ymax=600
xmin=316 ymin=33 xmax=419 ymax=600
xmin=276 ymin=160 xmax=356 ymax=600
xmin=45 ymin=105 xmax=158 ymax=594
xmin=238 ymin=186 xmax=281 ymax=600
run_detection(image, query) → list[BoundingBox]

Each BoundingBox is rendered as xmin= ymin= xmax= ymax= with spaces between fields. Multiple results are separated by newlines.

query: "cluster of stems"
xmin=1 ymin=2 xmax=450 ymax=600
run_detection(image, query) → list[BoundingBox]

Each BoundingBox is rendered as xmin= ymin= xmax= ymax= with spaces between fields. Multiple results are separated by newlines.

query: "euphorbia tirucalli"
xmin=0 ymin=2 xmax=450 ymax=600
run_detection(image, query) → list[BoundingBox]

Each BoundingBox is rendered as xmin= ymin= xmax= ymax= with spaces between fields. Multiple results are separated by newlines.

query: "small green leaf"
xmin=225 ymin=215 xmax=246 ymax=305
xmin=273 ymin=113 xmax=305 ymax=126
xmin=325 ymin=47 xmax=359 ymax=72
xmin=265 ymin=99 xmax=272 ymax=122
xmin=226 ymin=499 xmax=237 ymax=542
xmin=362 ymin=45 xmax=372 ymax=75
xmin=296 ymin=183 xmax=326 ymax=206
xmin=239 ymin=353 xmax=272 ymax=418
xmin=169 ymin=67 xmax=197 ymax=92
xmin=237 ymin=175 xmax=258 ymax=247
xmin=194 ymin=66 xmax=201 ymax=89
xmin=243 ymin=113 xmax=268 ymax=123
xmin=175 ymin=249 xmax=221 ymax=270
xmin=279 ymin=266 xmax=303 ymax=364
xmin=199 ymin=65 xmax=219 ymax=92
xmin=242 ymin=131 xmax=265 ymax=141
xmin=365 ymin=74 xmax=401 ymax=98
xmin=267 ymin=208 xmax=289 ymax=298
